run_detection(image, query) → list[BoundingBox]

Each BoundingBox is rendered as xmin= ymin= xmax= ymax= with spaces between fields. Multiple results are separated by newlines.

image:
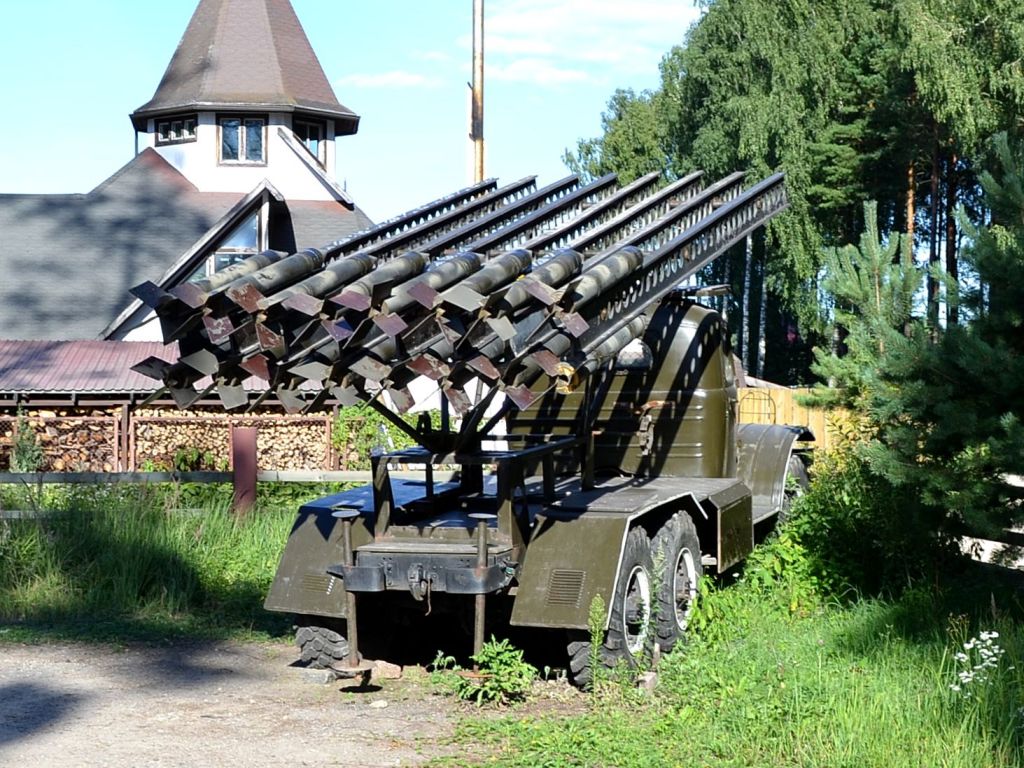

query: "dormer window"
xmin=156 ymin=115 xmax=197 ymax=145
xmin=294 ymin=119 xmax=325 ymax=165
xmin=219 ymin=115 xmax=266 ymax=164
xmin=187 ymin=211 xmax=261 ymax=282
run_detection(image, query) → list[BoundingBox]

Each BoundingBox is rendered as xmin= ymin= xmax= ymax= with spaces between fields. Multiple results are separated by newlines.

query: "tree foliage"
xmin=812 ymin=135 xmax=1024 ymax=543
xmin=806 ymin=201 xmax=920 ymax=408
xmin=565 ymin=0 xmax=1024 ymax=380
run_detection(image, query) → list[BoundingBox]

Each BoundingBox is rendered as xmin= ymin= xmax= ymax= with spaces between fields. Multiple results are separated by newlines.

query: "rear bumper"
xmin=327 ymin=557 xmax=515 ymax=594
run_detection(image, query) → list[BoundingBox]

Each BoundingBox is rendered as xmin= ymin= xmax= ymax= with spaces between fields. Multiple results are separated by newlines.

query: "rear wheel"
xmin=652 ymin=512 xmax=702 ymax=653
xmin=780 ymin=453 xmax=810 ymax=523
xmin=567 ymin=526 xmax=654 ymax=687
xmin=295 ymin=617 xmax=349 ymax=669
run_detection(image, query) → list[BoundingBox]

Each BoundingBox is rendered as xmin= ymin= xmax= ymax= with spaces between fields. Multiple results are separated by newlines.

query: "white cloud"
xmin=489 ymin=58 xmax=589 ymax=84
xmin=413 ymin=50 xmax=454 ymax=64
xmin=334 ymin=71 xmax=442 ymax=89
xmin=481 ymin=0 xmax=700 ymax=84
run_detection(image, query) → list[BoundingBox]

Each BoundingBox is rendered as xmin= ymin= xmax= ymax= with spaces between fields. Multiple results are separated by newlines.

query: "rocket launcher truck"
xmin=133 ymin=169 xmax=808 ymax=685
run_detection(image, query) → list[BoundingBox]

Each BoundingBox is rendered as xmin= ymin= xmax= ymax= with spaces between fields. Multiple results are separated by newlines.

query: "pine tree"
xmin=862 ymin=134 xmax=1024 ymax=535
xmin=806 ymin=200 xmax=920 ymax=409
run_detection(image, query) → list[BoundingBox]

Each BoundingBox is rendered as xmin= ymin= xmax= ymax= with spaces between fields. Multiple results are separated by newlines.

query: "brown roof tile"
xmin=0 ymin=340 xmax=322 ymax=397
xmin=132 ymin=0 xmax=358 ymax=131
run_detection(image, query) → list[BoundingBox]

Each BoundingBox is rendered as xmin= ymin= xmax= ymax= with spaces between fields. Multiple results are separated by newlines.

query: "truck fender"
xmin=735 ymin=423 xmax=812 ymax=525
xmin=509 ymin=482 xmax=749 ymax=630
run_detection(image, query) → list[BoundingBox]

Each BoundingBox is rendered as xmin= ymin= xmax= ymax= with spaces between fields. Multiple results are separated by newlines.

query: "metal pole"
xmin=470 ymin=0 xmax=486 ymax=408
xmin=471 ymin=0 xmax=485 ymax=184
xmin=331 ymin=507 xmax=371 ymax=678
xmin=468 ymin=512 xmax=495 ymax=665
xmin=341 ymin=516 xmax=361 ymax=668
xmin=231 ymin=425 xmax=258 ymax=514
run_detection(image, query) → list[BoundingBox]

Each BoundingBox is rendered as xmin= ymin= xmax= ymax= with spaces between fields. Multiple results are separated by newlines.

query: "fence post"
xmin=231 ymin=425 xmax=258 ymax=514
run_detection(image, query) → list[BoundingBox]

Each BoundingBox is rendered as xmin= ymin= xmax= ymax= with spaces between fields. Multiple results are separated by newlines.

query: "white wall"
xmin=147 ymin=113 xmax=341 ymax=201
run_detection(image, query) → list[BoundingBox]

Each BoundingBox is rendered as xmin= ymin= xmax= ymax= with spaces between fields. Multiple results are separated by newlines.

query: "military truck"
xmin=133 ymin=169 xmax=806 ymax=684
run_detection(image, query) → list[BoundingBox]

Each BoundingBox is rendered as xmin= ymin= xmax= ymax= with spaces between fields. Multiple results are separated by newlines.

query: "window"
xmin=188 ymin=212 xmax=261 ymax=282
xmin=294 ymin=119 xmax=325 ymax=164
xmin=155 ymin=115 xmax=197 ymax=145
xmin=219 ymin=116 xmax=265 ymax=164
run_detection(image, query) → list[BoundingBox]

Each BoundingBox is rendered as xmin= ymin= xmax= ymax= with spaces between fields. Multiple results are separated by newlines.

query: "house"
xmin=0 ymin=0 xmax=372 ymax=343
xmin=0 ymin=0 xmax=375 ymax=470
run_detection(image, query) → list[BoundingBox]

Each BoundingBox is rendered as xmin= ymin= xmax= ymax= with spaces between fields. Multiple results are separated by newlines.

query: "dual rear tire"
xmin=567 ymin=513 xmax=702 ymax=687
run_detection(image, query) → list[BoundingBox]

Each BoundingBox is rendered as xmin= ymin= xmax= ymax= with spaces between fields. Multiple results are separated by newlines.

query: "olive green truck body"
xmin=265 ymin=298 xmax=807 ymax=674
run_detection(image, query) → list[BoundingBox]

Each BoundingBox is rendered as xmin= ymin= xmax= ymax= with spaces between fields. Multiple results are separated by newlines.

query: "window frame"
xmin=218 ymin=114 xmax=268 ymax=166
xmin=293 ymin=118 xmax=326 ymax=166
xmin=187 ymin=210 xmax=264 ymax=282
xmin=155 ymin=114 xmax=197 ymax=146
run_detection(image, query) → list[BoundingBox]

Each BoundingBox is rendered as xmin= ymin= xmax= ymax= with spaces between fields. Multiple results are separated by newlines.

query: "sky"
xmin=0 ymin=0 xmax=701 ymax=222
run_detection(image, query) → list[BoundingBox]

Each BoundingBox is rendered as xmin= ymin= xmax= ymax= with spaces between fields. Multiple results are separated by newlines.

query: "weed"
xmin=587 ymin=593 xmax=606 ymax=690
xmin=429 ymin=638 xmax=536 ymax=706
xmin=948 ymin=629 xmax=1016 ymax=703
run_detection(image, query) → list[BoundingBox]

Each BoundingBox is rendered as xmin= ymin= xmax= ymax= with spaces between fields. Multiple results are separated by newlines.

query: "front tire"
xmin=567 ymin=526 xmax=654 ymax=687
xmin=295 ymin=617 xmax=349 ymax=669
xmin=651 ymin=512 xmax=702 ymax=653
xmin=779 ymin=453 xmax=810 ymax=523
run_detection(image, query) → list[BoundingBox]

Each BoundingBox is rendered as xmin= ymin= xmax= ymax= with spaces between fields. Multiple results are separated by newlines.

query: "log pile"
xmin=1 ymin=408 xmax=333 ymax=472
xmin=131 ymin=411 xmax=331 ymax=471
xmin=0 ymin=411 xmax=117 ymax=472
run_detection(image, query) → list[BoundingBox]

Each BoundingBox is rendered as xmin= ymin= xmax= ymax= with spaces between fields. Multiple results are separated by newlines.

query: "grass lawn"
xmin=0 ymin=483 xmax=306 ymax=642
xmin=444 ymin=555 xmax=1024 ymax=767
xmin=4 ymin=483 xmax=1024 ymax=766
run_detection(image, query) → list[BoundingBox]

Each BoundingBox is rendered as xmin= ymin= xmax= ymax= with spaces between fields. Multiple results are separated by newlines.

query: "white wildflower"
xmin=950 ymin=629 xmax=1008 ymax=698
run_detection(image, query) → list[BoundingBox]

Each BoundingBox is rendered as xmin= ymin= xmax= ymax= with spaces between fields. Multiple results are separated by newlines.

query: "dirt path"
xmin=0 ymin=640 xmax=461 ymax=767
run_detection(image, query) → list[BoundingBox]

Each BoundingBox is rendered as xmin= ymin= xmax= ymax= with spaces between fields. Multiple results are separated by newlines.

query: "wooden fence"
xmin=737 ymin=387 xmax=837 ymax=451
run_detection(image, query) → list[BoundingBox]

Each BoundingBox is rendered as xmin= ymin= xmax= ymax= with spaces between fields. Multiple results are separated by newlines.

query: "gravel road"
xmin=0 ymin=640 xmax=460 ymax=767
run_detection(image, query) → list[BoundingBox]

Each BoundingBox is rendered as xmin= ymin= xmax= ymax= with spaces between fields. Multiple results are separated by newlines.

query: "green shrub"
xmin=172 ymin=446 xmax=224 ymax=471
xmin=332 ymin=406 xmax=440 ymax=470
xmin=10 ymin=408 xmax=43 ymax=472
xmin=431 ymin=637 xmax=536 ymax=706
xmin=785 ymin=439 xmax=959 ymax=597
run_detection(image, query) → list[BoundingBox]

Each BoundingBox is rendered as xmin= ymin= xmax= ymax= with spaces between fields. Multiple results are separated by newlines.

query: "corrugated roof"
xmin=0 ymin=340 xmax=303 ymax=396
xmin=131 ymin=0 xmax=358 ymax=131
xmin=0 ymin=341 xmax=173 ymax=394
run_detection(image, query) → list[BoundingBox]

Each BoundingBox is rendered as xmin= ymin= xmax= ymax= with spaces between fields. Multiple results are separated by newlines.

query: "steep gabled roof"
xmin=0 ymin=150 xmax=240 ymax=340
xmin=131 ymin=0 xmax=358 ymax=132
xmin=0 ymin=147 xmax=373 ymax=341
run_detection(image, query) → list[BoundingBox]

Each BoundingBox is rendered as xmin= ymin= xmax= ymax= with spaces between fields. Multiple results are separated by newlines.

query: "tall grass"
xmin=451 ymin=542 xmax=1024 ymax=767
xmin=0 ymin=483 xmax=301 ymax=640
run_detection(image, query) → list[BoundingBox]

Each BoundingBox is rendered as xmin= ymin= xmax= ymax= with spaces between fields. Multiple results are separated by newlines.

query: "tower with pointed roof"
xmin=0 ymin=0 xmax=372 ymax=343
xmin=131 ymin=0 xmax=359 ymax=201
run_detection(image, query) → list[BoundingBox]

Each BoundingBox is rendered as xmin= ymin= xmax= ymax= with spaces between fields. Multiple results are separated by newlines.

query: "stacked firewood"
xmin=133 ymin=412 xmax=330 ymax=471
xmin=0 ymin=411 xmax=117 ymax=471
xmin=1 ymin=409 xmax=332 ymax=472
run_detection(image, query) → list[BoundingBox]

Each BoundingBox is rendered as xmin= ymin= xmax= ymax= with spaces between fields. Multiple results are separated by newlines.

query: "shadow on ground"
xmin=0 ymin=683 xmax=84 ymax=749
